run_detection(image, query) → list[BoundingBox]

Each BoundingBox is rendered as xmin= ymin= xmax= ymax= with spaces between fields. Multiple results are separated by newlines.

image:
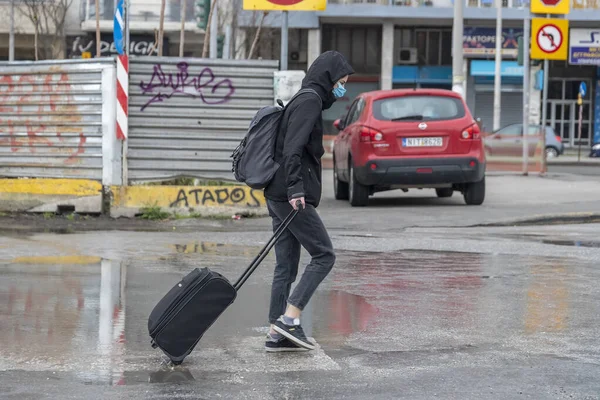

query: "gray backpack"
xmin=231 ymin=88 xmax=321 ymax=189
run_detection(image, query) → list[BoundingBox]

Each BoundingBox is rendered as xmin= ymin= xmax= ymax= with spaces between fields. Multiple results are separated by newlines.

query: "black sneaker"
xmin=272 ymin=317 xmax=315 ymax=350
xmin=264 ymin=334 xmax=309 ymax=353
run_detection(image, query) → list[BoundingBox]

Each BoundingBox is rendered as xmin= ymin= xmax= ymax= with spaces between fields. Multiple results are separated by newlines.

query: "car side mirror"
xmin=333 ymin=119 xmax=344 ymax=131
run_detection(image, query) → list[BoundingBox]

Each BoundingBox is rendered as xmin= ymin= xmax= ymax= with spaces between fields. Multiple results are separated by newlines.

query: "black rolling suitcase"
xmin=148 ymin=205 xmax=300 ymax=365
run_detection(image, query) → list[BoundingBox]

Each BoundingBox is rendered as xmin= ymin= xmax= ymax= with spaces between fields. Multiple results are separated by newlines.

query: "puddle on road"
xmin=0 ymin=250 xmax=376 ymax=386
xmin=541 ymin=239 xmax=600 ymax=248
xmin=170 ymin=241 xmax=262 ymax=256
xmin=496 ymin=234 xmax=600 ymax=248
xmin=0 ymin=247 xmax=596 ymax=387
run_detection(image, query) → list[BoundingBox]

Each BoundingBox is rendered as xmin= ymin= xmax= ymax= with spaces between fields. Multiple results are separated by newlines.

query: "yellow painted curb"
xmin=111 ymin=185 xmax=266 ymax=209
xmin=0 ymin=179 xmax=102 ymax=196
xmin=10 ymin=255 xmax=102 ymax=265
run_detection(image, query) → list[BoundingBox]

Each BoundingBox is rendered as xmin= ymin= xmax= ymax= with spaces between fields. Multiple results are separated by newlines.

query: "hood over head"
xmin=301 ymin=51 xmax=354 ymax=110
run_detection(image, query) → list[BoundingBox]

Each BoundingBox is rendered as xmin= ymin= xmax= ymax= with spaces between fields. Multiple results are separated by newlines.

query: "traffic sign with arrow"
xmin=530 ymin=18 xmax=569 ymax=60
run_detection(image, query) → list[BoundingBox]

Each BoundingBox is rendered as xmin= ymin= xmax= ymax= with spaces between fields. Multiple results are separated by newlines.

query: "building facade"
xmin=0 ymin=0 xmax=207 ymax=61
xmin=238 ymin=0 xmax=600 ymax=145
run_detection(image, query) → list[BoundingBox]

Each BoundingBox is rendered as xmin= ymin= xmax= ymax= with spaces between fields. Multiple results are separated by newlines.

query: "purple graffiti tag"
xmin=139 ymin=62 xmax=235 ymax=111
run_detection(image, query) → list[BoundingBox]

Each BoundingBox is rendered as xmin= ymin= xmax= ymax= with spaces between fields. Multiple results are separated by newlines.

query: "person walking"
xmin=263 ymin=51 xmax=354 ymax=352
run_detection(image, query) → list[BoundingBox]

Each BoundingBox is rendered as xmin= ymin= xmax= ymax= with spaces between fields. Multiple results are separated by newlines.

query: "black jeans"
xmin=266 ymin=199 xmax=336 ymax=324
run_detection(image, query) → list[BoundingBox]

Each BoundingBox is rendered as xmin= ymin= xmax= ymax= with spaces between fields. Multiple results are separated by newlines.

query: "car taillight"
xmin=555 ymin=135 xmax=562 ymax=143
xmin=462 ymin=123 xmax=481 ymax=140
xmin=360 ymin=126 xmax=384 ymax=142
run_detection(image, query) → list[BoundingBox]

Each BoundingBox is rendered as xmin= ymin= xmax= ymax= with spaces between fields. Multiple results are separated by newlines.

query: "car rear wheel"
xmin=436 ymin=188 xmax=453 ymax=198
xmin=463 ymin=177 xmax=485 ymax=206
xmin=349 ymin=162 xmax=369 ymax=207
xmin=333 ymin=157 xmax=349 ymax=200
xmin=546 ymin=146 xmax=559 ymax=159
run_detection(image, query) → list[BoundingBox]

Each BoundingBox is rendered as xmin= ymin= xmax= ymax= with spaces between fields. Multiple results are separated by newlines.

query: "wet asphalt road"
xmin=1 ymin=220 xmax=600 ymax=399
xmin=2 ymin=169 xmax=600 ymax=399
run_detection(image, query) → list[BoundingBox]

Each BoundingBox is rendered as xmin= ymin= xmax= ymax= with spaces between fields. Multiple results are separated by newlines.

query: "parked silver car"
xmin=483 ymin=123 xmax=565 ymax=159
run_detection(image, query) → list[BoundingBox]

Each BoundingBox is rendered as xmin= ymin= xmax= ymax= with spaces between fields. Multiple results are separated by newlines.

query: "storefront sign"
xmin=470 ymin=60 xmax=524 ymax=77
xmin=463 ymin=27 xmax=523 ymax=57
xmin=392 ymin=66 xmax=452 ymax=84
xmin=67 ymin=34 xmax=167 ymax=58
xmin=569 ymin=29 xmax=600 ymax=66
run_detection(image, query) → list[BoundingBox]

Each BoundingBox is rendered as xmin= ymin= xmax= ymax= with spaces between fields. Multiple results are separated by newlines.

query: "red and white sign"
xmin=539 ymin=0 xmax=562 ymax=5
xmin=116 ymin=55 xmax=128 ymax=140
xmin=536 ymin=24 xmax=563 ymax=54
xmin=530 ymin=0 xmax=569 ymax=15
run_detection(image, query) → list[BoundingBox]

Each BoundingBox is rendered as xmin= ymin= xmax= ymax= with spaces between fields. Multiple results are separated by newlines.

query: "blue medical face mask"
xmin=332 ymin=82 xmax=346 ymax=98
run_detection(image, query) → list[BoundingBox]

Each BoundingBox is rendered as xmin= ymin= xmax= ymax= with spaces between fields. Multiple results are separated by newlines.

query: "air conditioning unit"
xmin=397 ymin=48 xmax=417 ymax=64
xmin=289 ymin=50 xmax=307 ymax=63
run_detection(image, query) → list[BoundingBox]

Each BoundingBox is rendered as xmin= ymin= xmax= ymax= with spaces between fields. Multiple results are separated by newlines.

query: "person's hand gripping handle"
xmin=290 ymin=197 xmax=305 ymax=212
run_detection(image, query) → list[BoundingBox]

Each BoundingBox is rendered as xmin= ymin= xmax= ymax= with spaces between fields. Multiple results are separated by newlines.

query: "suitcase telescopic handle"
xmin=233 ymin=200 xmax=302 ymax=291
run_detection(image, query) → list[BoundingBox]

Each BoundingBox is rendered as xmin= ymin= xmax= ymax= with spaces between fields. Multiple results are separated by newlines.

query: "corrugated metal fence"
xmin=127 ymin=57 xmax=279 ymax=183
xmin=0 ymin=59 xmax=117 ymax=182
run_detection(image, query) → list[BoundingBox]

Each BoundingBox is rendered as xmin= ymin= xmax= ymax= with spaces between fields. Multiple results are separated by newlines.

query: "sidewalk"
xmin=547 ymin=150 xmax=600 ymax=166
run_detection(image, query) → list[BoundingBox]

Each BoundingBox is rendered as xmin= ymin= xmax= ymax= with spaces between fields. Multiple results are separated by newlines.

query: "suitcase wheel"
xmin=151 ymin=340 xmax=158 ymax=349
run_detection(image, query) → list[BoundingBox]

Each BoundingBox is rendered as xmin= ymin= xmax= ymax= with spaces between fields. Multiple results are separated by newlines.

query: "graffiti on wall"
xmin=0 ymin=73 xmax=86 ymax=163
xmin=139 ymin=62 xmax=236 ymax=111
xmin=169 ymin=187 xmax=262 ymax=208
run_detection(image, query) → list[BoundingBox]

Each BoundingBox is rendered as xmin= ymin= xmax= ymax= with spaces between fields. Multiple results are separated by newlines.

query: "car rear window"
xmin=372 ymin=95 xmax=466 ymax=122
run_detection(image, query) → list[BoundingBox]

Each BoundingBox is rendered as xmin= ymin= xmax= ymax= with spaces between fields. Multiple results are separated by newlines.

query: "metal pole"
xmin=158 ymin=0 xmax=166 ymax=56
xmin=96 ymin=0 xmax=101 ymax=57
xmin=452 ymin=0 xmax=464 ymax=98
xmin=209 ymin=2 xmax=218 ymax=58
xmin=542 ymin=14 xmax=550 ymax=173
xmin=577 ymin=94 xmax=583 ymax=162
xmin=522 ymin=13 xmax=530 ymax=175
xmin=179 ymin=0 xmax=186 ymax=57
xmin=223 ymin=25 xmax=232 ymax=59
xmin=540 ymin=59 xmax=549 ymax=173
xmin=126 ymin=0 xmax=130 ymax=56
xmin=9 ymin=0 xmax=15 ymax=61
xmin=493 ymin=0 xmax=502 ymax=131
xmin=280 ymin=11 xmax=289 ymax=71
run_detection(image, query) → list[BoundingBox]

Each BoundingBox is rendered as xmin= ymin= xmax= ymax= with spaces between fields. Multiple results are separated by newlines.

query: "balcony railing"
xmin=328 ymin=0 xmax=599 ymax=8
xmin=82 ymin=0 xmax=197 ymax=24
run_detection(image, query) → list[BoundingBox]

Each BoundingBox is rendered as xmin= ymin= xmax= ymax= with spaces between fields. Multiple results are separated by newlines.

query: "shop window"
xmin=548 ymin=80 xmax=563 ymax=99
xmin=562 ymin=104 xmax=572 ymax=120
xmin=565 ymin=81 xmax=580 ymax=100
xmin=428 ymin=31 xmax=440 ymax=66
xmin=416 ymin=31 xmax=427 ymax=65
xmin=583 ymin=104 xmax=591 ymax=120
xmin=441 ymin=31 xmax=452 ymax=65
xmin=414 ymin=29 xmax=452 ymax=66
xmin=322 ymin=24 xmax=381 ymax=74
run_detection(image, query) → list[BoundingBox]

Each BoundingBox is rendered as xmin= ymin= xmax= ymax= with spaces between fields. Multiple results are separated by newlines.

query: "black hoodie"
xmin=264 ymin=51 xmax=354 ymax=207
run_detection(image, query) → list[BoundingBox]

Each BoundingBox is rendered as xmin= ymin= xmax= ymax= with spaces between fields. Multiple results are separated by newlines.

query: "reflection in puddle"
xmin=525 ymin=262 xmax=569 ymax=334
xmin=1 ymin=248 xmax=591 ymax=387
xmin=319 ymin=290 xmax=378 ymax=337
xmin=497 ymin=234 xmax=600 ymax=248
xmin=332 ymin=251 xmax=488 ymax=321
xmin=541 ymin=239 xmax=600 ymax=248
xmin=170 ymin=241 xmax=261 ymax=256
xmin=148 ymin=366 xmax=195 ymax=383
xmin=0 ymin=259 xmax=127 ymax=386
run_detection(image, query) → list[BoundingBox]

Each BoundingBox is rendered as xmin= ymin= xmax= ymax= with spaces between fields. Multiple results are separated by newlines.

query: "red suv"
xmin=332 ymin=89 xmax=486 ymax=206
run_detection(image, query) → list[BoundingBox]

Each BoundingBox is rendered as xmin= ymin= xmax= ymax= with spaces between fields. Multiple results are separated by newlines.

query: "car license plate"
xmin=402 ymin=137 xmax=443 ymax=147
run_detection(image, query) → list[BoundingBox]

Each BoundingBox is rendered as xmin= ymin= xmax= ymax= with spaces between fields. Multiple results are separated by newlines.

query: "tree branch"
xmin=247 ymin=11 xmax=266 ymax=60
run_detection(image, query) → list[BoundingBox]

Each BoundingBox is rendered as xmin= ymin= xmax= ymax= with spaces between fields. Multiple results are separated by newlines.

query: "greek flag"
xmin=113 ymin=0 xmax=125 ymax=55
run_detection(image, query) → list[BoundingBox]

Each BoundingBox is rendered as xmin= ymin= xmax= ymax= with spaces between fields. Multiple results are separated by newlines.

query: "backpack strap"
xmin=283 ymin=88 xmax=322 ymax=109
